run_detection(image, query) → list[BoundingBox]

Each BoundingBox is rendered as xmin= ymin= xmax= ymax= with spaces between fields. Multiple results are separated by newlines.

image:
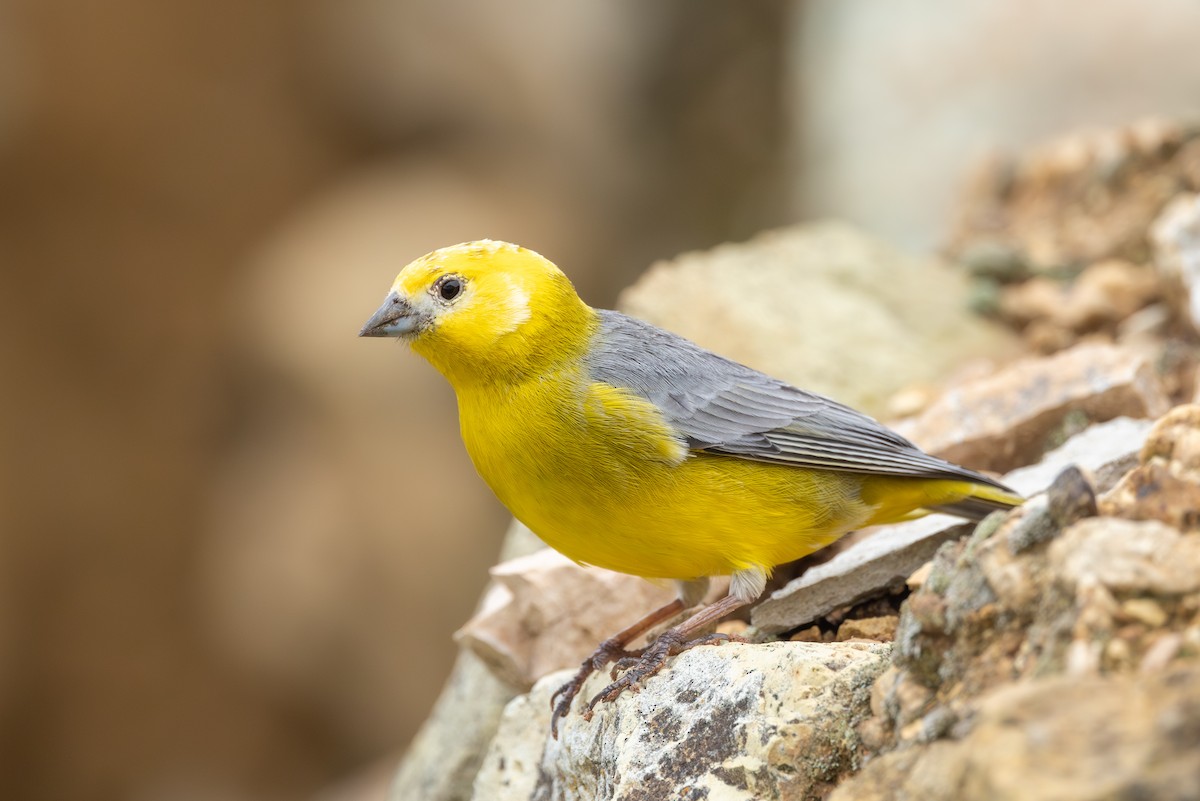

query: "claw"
xmin=549 ymin=636 xmax=637 ymax=738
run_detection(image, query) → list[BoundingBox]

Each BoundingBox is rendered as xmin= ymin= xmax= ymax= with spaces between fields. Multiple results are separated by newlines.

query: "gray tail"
xmin=930 ymin=495 xmax=1020 ymax=522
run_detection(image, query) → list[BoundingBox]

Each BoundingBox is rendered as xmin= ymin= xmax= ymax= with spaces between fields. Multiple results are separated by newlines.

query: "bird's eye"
xmin=436 ymin=276 xmax=464 ymax=302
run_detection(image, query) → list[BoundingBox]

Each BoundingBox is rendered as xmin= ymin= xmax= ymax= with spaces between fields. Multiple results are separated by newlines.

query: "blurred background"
xmin=2 ymin=1 xmax=1199 ymax=799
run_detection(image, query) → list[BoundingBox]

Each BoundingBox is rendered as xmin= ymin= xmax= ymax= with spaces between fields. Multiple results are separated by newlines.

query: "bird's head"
xmin=360 ymin=240 xmax=595 ymax=386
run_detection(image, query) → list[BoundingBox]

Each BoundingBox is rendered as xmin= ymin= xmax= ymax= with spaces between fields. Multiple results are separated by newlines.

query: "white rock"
xmin=472 ymin=641 xmax=890 ymax=801
xmin=1151 ymin=192 xmax=1200 ymax=334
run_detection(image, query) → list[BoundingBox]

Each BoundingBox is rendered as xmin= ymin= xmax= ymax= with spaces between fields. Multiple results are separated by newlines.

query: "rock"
xmin=905 ymin=562 xmax=933 ymax=591
xmin=831 ymin=667 xmax=1200 ymax=801
xmin=472 ymin=641 xmax=890 ymax=801
xmin=1051 ymin=518 xmax=1200 ymax=596
xmin=1103 ymin=461 xmax=1200 ymax=531
xmin=752 ymin=515 xmax=972 ymax=635
xmin=1003 ymin=494 xmax=1055 ymax=554
xmin=455 ymin=550 xmax=679 ymax=689
xmin=387 ymin=521 xmax=565 ymax=801
xmin=1151 ymin=192 xmax=1200 ymax=334
xmin=390 ymin=649 xmax=521 ymax=801
xmin=1102 ymin=405 xmax=1200 ymax=529
xmin=1140 ymin=403 xmax=1200 ymax=476
xmin=949 ymin=119 xmax=1200 ymax=271
xmin=754 ymin=416 xmax=1152 ymax=634
xmin=837 ymin=616 xmax=899 ymax=643
xmin=1045 ymin=465 xmax=1098 ymax=529
xmin=892 ymin=343 xmax=1168 ymax=473
xmin=1002 ymin=416 xmax=1153 ymax=495
xmin=619 ymin=222 xmax=1017 ymax=416
xmin=998 ymin=260 xmax=1160 ymax=351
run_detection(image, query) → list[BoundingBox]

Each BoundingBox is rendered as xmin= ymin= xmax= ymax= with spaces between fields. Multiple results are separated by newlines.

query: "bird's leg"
xmin=583 ymin=592 xmax=750 ymax=719
xmin=549 ymin=598 xmax=685 ymax=738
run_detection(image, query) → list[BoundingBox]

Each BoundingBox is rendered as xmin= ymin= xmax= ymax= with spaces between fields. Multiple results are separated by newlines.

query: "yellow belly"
xmin=512 ymin=453 xmax=878 ymax=579
xmin=455 ymin=375 xmax=966 ymax=581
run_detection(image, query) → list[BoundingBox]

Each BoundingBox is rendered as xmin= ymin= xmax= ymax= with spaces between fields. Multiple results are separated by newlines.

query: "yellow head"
xmin=359 ymin=240 xmax=596 ymax=386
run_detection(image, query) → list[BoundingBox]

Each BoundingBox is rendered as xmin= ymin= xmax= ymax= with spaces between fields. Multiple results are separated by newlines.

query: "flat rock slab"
xmin=752 ymin=417 xmax=1154 ymax=634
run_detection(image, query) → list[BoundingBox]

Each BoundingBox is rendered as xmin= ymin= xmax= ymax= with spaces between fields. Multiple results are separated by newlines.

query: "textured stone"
xmin=1151 ymin=192 xmax=1200 ymax=334
xmin=472 ymin=641 xmax=890 ymax=801
xmin=1052 ymin=518 xmax=1200 ymax=596
xmin=831 ymin=667 xmax=1200 ymax=801
xmin=893 ymin=343 xmax=1168 ymax=473
xmin=1103 ymin=405 xmax=1200 ymax=530
xmin=619 ymin=222 xmax=1017 ymax=416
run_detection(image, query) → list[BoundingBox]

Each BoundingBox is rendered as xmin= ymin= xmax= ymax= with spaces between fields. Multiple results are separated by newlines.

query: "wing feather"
xmin=586 ymin=310 xmax=1011 ymax=492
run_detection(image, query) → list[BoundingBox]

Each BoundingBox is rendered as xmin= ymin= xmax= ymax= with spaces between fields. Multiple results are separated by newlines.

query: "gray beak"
xmin=359 ymin=291 xmax=422 ymax=337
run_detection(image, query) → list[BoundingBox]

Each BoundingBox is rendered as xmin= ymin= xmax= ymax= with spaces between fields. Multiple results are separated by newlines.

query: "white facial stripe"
xmin=495 ymin=276 xmax=532 ymax=333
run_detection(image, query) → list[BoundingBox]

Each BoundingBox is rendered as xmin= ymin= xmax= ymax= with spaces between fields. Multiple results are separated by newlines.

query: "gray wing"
xmin=586 ymin=310 xmax=1011 ymax=491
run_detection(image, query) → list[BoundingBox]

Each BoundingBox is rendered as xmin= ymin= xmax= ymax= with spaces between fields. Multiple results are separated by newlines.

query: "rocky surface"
xmin=827 ymin=406 xmax=1200 ymax=801
xmin=752 ymin=416 xmax=1154 ymax=635
xmin=472 ymin=642 xmax=890 ymax=801
xmin=831 ymin=666 xmax=1200 ymax=801
xmin=949 ymin=117 xmax=1200 ymax=272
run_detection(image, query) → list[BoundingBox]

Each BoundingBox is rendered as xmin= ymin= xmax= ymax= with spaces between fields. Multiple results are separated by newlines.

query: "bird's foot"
xmin=581 ymin=629 xmax=737 ymax=720
xmin=549 ymin=636 xmax=639 ymax=738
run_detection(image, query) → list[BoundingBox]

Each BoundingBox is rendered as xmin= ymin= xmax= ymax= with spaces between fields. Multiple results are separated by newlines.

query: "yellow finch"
xmin=360 ymin=240 xmax=1020 ymax=733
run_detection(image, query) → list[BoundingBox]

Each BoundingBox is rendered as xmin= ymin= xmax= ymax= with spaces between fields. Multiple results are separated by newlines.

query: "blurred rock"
xmin=472 ymin=641 xmax=890 ymax=801
xmin=837 ymin=616 xmax=899 ymax=643
xmin=1102 ymin=404 xmax=1200 ymax=529
xmin=1053 ymin=517 xmax=1200 ymax=596
xmin=950 ymin=118 xmax=1200 ymax=270
xmin=1151 ymin=192 xmax=1200 ymax=334
xmin=454 ymin=550 xmax=678 ymax=689
xmin=1044 ymin=465 xmax=1099 ymax=529
xmin=619 ymin=222 xmax=1018 ymax=416
xmin=389 ymin=649 xmax=520 ymax=801
xmin=893 ymin=342 xmax=1169 ymax=473
xmin=387 ymin=520 xmax=550 ymax=801
xmin=998 ymin=259 xmax=1160 ymax=352
xmin=831 ymin=667 xmax=1200 ymax=801
xmin=957 ymin=240 xmax=1032 ymax=283
xmin=1001 ymin=416 xmax=1152 ymax=495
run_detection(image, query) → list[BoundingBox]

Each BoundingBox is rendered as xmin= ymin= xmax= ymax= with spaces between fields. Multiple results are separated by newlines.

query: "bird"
xmin=359 ymin=239 xmax=1021 ymax=736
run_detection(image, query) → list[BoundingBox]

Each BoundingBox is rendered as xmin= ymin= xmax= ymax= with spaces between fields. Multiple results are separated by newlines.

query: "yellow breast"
xmin=457 ymin=372 xmax=878 ymax=580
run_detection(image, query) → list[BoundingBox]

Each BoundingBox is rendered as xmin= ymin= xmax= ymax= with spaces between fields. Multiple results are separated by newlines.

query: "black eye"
xmin=437 ymin=276 xmax=464 ymax=301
